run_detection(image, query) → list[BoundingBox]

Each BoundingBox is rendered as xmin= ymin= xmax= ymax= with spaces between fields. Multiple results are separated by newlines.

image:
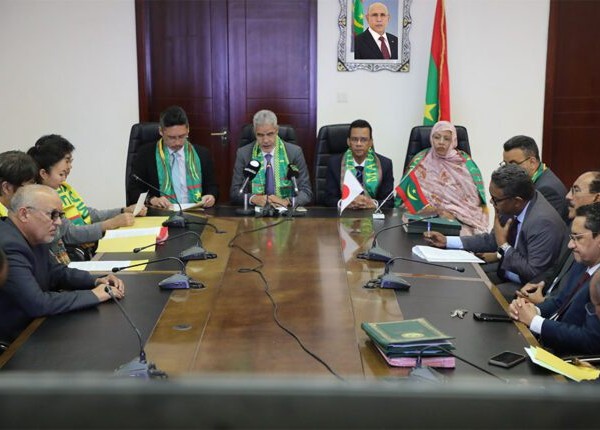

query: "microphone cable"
xmin=228 ymin=219 xmax=345 ymax=381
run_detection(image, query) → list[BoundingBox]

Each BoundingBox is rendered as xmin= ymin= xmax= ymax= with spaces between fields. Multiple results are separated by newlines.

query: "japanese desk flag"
xmin=338 ymin=170 xmax=363 ymax=215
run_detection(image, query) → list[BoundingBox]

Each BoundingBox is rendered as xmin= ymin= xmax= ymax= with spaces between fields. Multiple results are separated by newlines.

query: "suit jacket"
xmin=460 ymin=191 xmax=568 ymax=283
xmin=323 ymin=152 xmax=394 ymax=208
xmin=354 ymin=29 xmax=398 ymax=60
xmin=0 ymin=219 xmax=99 ymax=343
xmin=537 ymin=262 xmax=600 ymax=354
xmin=535 ymin=168 xmax=568 ymax=222
xmin=129 ymin=141 xmax=219 ymax=202
xmin=229 ymin=141 xmax=313 ymax=206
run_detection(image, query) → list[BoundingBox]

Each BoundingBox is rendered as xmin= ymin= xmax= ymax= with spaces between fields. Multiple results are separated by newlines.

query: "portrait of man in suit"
xmin=354 ymin=2 xmax=399 ymax=60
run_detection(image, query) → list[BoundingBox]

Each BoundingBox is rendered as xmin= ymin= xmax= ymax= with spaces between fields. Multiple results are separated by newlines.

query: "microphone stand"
xmin=105 ymin=287 xmax=167 ymax=379
xmin=236 ymin=177 xmax=255 ymax=216
xmin=112 ymin=257 xmax=202 ymax=289
xmin=131 ymin=174 xmax=186 ymax=228
xmin=287 ymin=177 xmax=306 ymax=218
xmin=133 ymin=231 xmax=217 ymax=261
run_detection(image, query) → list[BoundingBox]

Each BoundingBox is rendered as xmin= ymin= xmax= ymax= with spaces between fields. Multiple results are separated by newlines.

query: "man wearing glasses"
xmin=130 ymin=105 xmax=219 ymax=209
xmin=0 ymin=185 xmax=125 ymax=347
xmin=502 ymin=135 xmax=568 ymax=221
xmin=323 ymin=119 xmax=394 ymax=209
xmin=424 ymin=164 xmax=568 ymax=285
xmin=509 ymin=202 xmax=600 ymax=355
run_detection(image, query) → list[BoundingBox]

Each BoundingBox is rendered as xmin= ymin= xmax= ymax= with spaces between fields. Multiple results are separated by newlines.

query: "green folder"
xmin=403 ymin=214 xmax=462 ymax=235
xmin=361 ymin=318 xmax=454 ymax=348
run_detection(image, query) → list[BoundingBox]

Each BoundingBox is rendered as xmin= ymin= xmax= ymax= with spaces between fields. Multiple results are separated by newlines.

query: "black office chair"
xmin=125 ymin=122 xmax=161 ymax=205
xmin=313 ymin=124 xmax=351 ymax=206
xmin=403 ymin=125 xmax=470 ymax=172
xmin=238 ymin=123 xmax=297 ymax=147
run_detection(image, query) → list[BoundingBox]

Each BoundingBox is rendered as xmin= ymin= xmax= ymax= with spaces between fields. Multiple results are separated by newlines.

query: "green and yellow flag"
xmin=395 ymin=171 xmax=430 ymax=214
xmin=423 ymin=0 xmax=450 ymax=125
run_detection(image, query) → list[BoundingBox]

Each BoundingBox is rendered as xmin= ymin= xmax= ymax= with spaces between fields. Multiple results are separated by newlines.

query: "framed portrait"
xmin=338 ymin=0 xmax=412 ymax=72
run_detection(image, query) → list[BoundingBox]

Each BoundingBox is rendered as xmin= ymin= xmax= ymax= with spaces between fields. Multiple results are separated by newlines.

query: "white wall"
xmin=0 ymin=0 xmax=138 ymax=208
xmin=0 ymin=0 xmax=549 ymax=208
xmin=318 ymin=0 xmax=550 ymax=201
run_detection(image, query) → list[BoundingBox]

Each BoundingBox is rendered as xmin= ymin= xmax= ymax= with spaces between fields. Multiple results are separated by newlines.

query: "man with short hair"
xmin=0 ymin=184 xmax=125 ymax=345
xmin=424 ymin=164 xmax=568 ymax=284
xmin=324 ymin=119 xmax=394 ymax=209
xmin=230 ymin=109 xmax=312 ymax=208
xmin=509 ymin=203 xmax=600 ymax=354
xmin=502 ymin=135 xmax=568 ymax=221
xmin=517 ymin=171 xmax=600 ymax=303
xmin=130 ymin=105 xmax=219 ymax=208
xmin=0 ymin=150 xmax=37 ymax=216
xmin=354 ymin=2 xmax=398 ymax=60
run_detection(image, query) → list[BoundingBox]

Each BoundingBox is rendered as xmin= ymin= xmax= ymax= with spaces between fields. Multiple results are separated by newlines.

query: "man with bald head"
xmin=0 ymin=184 xmax=125 ymax=346
xmin=354 ymin=2 xmax=398 ymax=60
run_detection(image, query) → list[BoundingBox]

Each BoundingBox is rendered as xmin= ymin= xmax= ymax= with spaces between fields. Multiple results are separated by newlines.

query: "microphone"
xmin=131 ymin=173 xmax=186 ymax=228
xmin=286 ymin=163 xmax=300 ymax=194
xmin=357 ymin=214 xmax=438 ymax=262
xmin=112 ymin=257 xmax=200 ymax=290
xmin=104 ymin=286 xmax=167 ymax=379
xmin=133 ymin=231 xmax=217 ymax=261
xmin=372 ymin=188 xmax=396 ymax=220
xmin=367 ymin=255 xmax=465 ymax=291
xmin=238 ymin=159 xmax=261 ymax=194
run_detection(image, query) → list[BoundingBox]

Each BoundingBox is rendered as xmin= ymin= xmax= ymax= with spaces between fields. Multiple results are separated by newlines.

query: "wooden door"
xmin=136 ymin=0 xmax=317 ymax=203
xmin=543 ymin=0 xmax=600 ymax=187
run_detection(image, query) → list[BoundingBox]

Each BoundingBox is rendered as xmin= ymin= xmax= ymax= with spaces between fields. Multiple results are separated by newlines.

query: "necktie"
xmin=265 ymin=153 xmax=275 ymax=195
xmin=507 ymin=218 xmax=520 ymax=247
xmin=354 ymin=166 xmax=364 ymax=184
xmin=379 ymin=36 xmax=391 ymax=59
xmin=550 ymin=271 xmax=591 ymax=321
xmin=171 ymin=151 xmax=188 ymax=203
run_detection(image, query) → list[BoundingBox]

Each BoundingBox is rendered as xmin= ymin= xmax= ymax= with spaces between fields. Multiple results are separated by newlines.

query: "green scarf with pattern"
xmin=340 ymin=148 xmax=382 ymax=198
xmin=155 ymin=139 xmax=203 ymax=203
xmin=250 ymin=137 xmax=293 ymax=198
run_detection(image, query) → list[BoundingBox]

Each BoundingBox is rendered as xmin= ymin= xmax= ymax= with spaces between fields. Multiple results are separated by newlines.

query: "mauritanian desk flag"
xmin=395 ymin=171 xmax=430 ymax=214
xmin=423 ymin=0 xmax=450 ymax=125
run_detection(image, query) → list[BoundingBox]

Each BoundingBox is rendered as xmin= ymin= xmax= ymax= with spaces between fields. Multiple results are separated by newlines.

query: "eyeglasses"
xmin=490 ymin=195 xmax=513 ymax=206
xmin=163 ymin=134 xmax=188 ymax=142
xmin=569 ymin=231 xmax=593 ymax=243
xmin=27 ymin=206 xmax=65 ymax=221
xmin=499 ymin=157 xmax=530 ymax=167
xmin=349 ymin=137 xmax=370 ymax=144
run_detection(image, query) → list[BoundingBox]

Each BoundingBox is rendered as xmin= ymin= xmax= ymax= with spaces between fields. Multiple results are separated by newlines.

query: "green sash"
xmin=250 ymin=137 xmax=293 ymax=198
xmin=340 ymin=148 xmax=382 ymax=198
xmin=58 ymin=182 xmax=92 ymax=226
xmin=395 ymin=149 xmax=487 ymax=210
xmin=155 ymin=139 xmax=203 ymax=203
xmin=531 ymin=163 xmax=547 ymax=183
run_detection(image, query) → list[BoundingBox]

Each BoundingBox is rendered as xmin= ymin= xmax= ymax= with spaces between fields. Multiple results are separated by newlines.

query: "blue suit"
xmin=538 ymin=262 xmax=600 ymax=355
xmin=0 ymin=219 xmax=100 ymax=343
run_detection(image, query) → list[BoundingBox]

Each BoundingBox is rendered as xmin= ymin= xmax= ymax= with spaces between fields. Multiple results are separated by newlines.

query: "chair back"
xmin=313 ymin=124 xmax=351 ymax=205
xmin=125 ymin=122 xmax=160 ymax=205
xmin=403 ymin=125 xmax=470 ymax=172
xmin=239 ymin=124 xmax=297 ymax=148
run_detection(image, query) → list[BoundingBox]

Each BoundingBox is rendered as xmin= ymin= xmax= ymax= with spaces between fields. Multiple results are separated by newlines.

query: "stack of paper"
xmin=412 ymin=245 xmax=484 ymax=263
xmin=402 ymin=214 xmax=462 ymax=235
xmin=525 ymin=346 xmax=600 ymax=382
xmin=361 ymin=318 xmax=456 ymax=368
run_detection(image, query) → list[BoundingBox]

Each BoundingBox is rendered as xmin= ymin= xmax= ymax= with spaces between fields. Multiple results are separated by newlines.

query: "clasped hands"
xmin=92 ymin=273 xmax=125 ymax=302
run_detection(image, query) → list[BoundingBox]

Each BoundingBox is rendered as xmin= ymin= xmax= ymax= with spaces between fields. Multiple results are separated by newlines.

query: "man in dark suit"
xmin=424 ymin=164 xmax=568 ymax=284
xmin=323 ymin=119 xmax=394 ymax=209
xmin=502 ymin=135 xmax=568 ymax=221
xmin=230 ymin=109 xmax=312 ymax=208
xmin=129 ymin=106 xmax=219 ymax=209
xmin=509 ymin=203 xmax=600 ymax=355
xmin=354 ymin=2 xmax=398 ymax=60
xmin=516 ymin=171 xmax=600 ymax=303
xmin=0 ymin=185 xmax=125 ymax=345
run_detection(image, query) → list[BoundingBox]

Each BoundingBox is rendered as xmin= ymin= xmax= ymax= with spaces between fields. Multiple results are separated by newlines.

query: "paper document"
xmin=119 ymin=216 xmax=168 ymax=229
xmin=96 ymin=235 xmax=157 ymax=253
xmin=68 ymin=260 xmax=149 ymax=272
xmin=133 ymin=192 xmax=147 ymax=216
xmin=525 ymin=346 xmax=600 ymax=382
xmin=178 ymin=202 xmax=204 ymax=211
xmin=103 ymin=227 xmax=162 ymax=239
xmin=412 ymin=245 xmax=484 ymax=263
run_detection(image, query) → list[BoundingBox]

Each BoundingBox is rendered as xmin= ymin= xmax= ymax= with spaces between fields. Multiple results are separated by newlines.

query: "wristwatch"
xmin=497 ymin=242 xmax=512 ymax=257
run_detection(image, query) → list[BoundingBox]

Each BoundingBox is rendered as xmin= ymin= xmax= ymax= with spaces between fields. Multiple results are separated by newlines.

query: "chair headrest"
xmin=317 ymin=124 xmax=350 ymax=155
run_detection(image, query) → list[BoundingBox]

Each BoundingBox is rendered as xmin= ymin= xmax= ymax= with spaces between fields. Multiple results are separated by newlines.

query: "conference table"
xmin=0 ymin=207 xmax=556 ymax=383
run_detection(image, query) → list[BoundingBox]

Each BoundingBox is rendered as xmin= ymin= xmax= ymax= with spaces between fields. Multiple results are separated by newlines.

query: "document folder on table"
xmin=402 ymin=214 xmax=461 ymax=235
